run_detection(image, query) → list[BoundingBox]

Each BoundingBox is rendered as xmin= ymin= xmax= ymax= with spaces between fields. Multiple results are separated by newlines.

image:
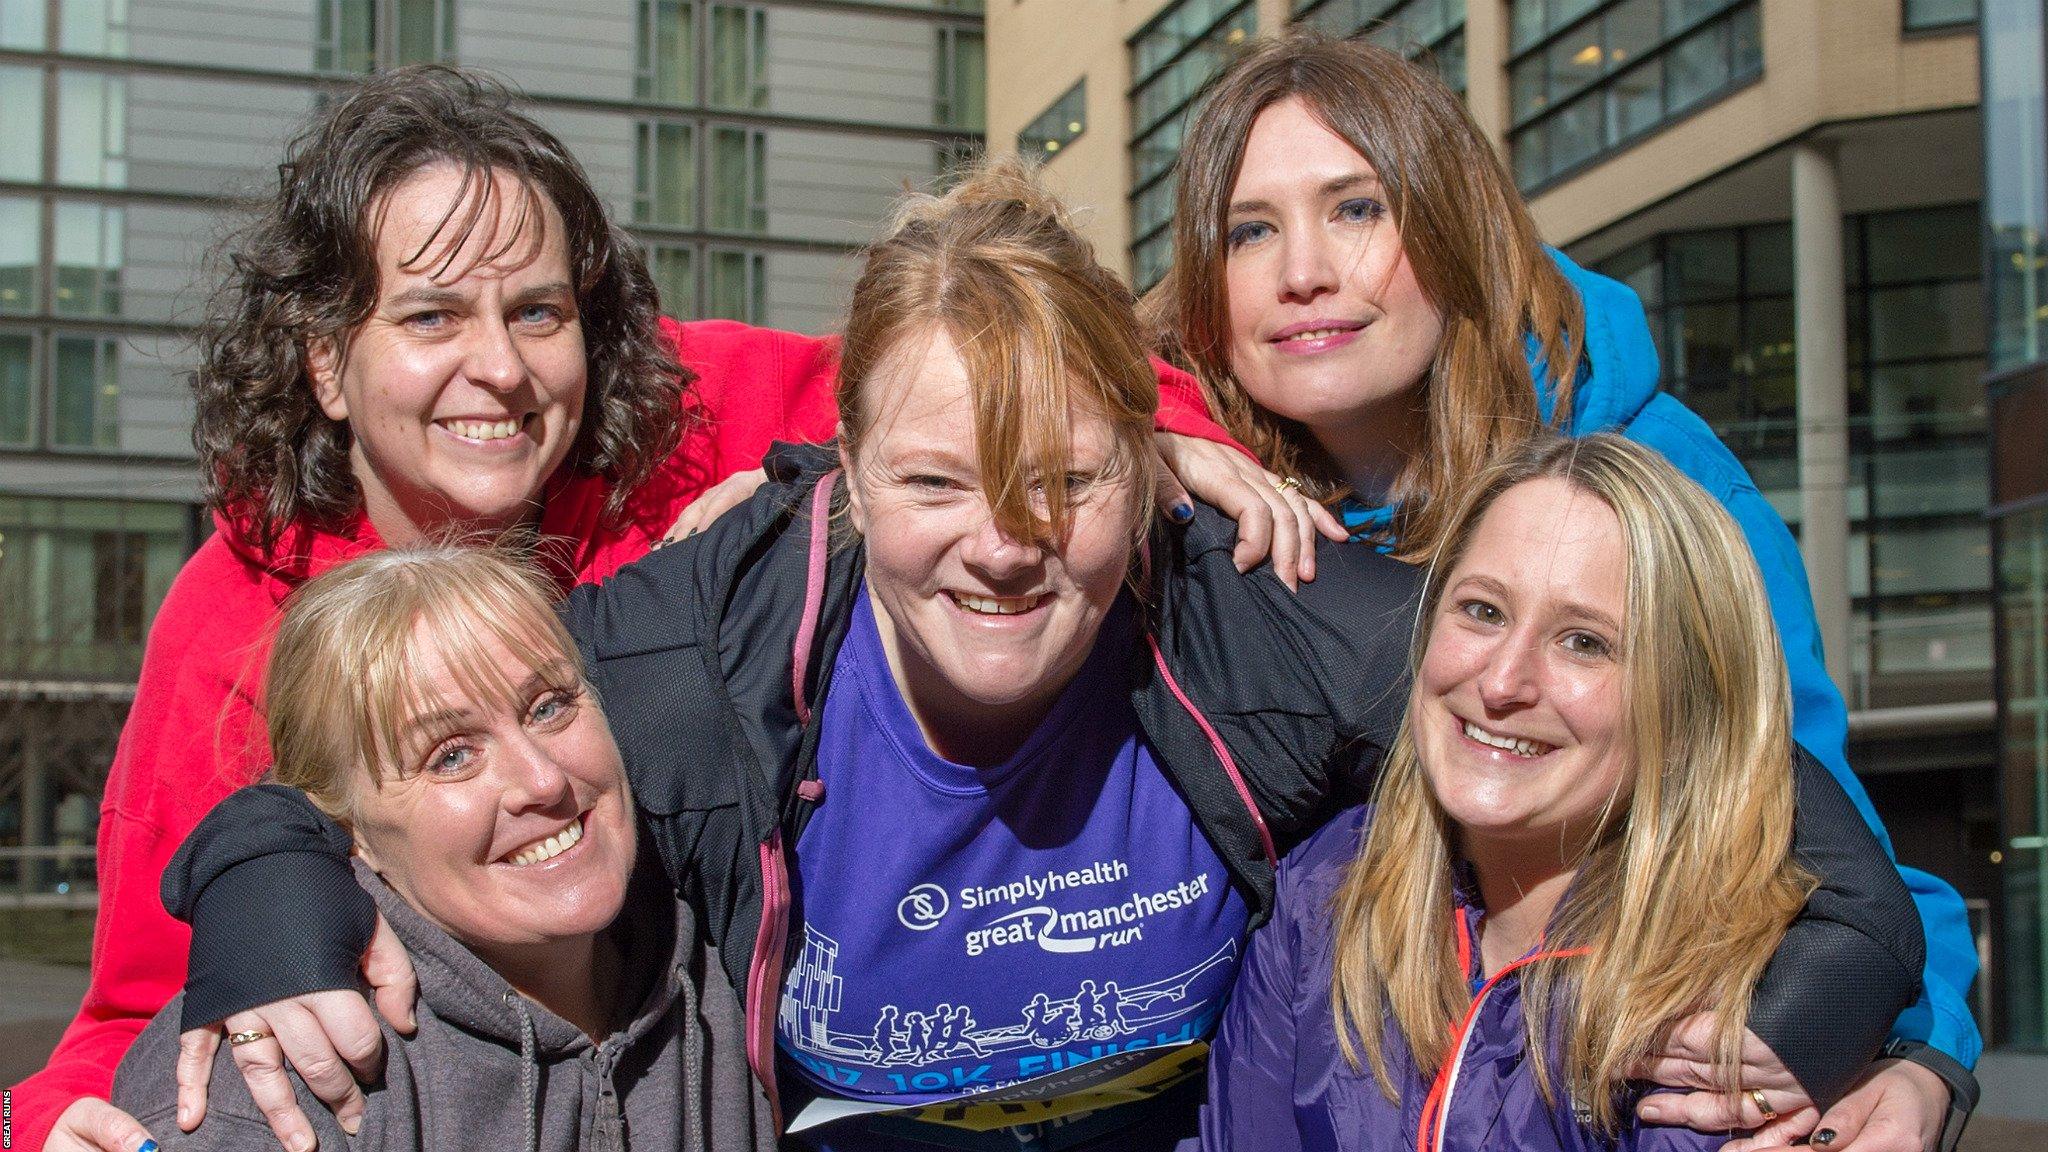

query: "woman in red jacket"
xmin=22 ymin=65 xmax=1283 ymax=1152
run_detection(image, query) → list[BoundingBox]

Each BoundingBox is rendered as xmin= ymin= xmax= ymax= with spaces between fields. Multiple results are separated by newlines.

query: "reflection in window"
xmin=706 ymin=249 xmax=764 ymax=323
xmin=1508 ymin=0 xmax=1760 ymax=190
xmin=1987 ymin=0 xmax=2047 ymax=371
xmin=936 ymin=27 xmax=986 ymax=130
xmin=0 ymin=331 xmax=31 ymax=446
xmin=1019 ymin=81 xmax=1086 ymax=158
xmin=53 ymin=334 xmax=121 ymax=450
xmin=1293 ymin=0 xmax=1467 ymax=92
xmin=54 ymin=203 xmax=122 ymax=318
xmin=0 ymin=198 xmax=38 ymax=314
xmin=637 ymin=0 xmax=695 ymax=104
xmin=395 ymin=0 xmax=455 ymax=66
xmin=1 ymin=66 xmax=45 ymax=184
xmin=56 ymin=72 xmax=128 ymax=189
xmin=710 ymin=3 xmax=767 ymax=110
xmin=634 ymin=121 xmax=696 ymax=227
xmin=0 ymin=496 xmax=190 ymax=679
xmin=710 ymin=126 xmax=766 ymax=233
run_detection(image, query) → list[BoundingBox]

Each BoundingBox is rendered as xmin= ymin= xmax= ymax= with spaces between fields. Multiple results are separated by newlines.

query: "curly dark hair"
xmin=194 ymin=65 xmax=691 ymax=550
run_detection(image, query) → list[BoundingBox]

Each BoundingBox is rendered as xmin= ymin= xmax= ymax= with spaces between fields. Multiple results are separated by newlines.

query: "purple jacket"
xmin=1199 ymin=807 xmax=1730 ymax=1152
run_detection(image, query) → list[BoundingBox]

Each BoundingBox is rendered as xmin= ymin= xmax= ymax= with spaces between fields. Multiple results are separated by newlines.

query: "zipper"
xmin=1145 ymin=632 xmax=1277 ymax=867
xmin=747 ymin=832 xmax=792 ymax=1131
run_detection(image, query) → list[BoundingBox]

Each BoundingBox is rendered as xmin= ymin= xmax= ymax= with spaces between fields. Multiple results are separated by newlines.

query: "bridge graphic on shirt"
xmin=779 ymin=924 xmax=1237 ymax=1067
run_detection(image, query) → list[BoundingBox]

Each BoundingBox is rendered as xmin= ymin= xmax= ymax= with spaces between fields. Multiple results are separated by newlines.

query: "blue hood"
xmin=1535 ymin=246 xmax=1663 ymax=434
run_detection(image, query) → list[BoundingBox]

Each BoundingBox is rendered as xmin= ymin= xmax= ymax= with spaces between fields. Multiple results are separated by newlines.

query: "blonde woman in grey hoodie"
xmin=111 ymin=544 xmax=773 ymax=1152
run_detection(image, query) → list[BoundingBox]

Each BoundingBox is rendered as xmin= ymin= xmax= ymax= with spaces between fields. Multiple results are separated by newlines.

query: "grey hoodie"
xmin=114 ymin=860 xmax=774 ymax=1152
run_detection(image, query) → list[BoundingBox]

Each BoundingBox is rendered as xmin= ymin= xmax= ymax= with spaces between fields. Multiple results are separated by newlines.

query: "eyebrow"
xmin=1228 ymin=172 xmax=1385 ymax=217
xmin=385 ymin=285 xmax=469 ymax=310
xmin=1450 ymin=573 xmax=1623 ymax=636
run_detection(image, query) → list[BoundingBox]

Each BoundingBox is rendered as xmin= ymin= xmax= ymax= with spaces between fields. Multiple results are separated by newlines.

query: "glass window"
xmin=0 ymin=198 xmax=38 ymax=314
xmin=53 ymin=203 xmax=122 ymax=318
xmin=52 ymin=334 xmax=121 ymax=450
xmin=0 ymin=497 xmax=191 ymax=679
xmin=634 ymin=121 xmax=695 ymax=227
xmin=0 ymin=0 xmax=46 ymax=50
xmin=1508 ymin=0 xmax=1758 ymax=190
xmin=647 ymin=242 xmax=694 ymax=316
xmin=709 ymin=126 xmax=766 ymax=233
xmin=1744 ymin=222 xmax=1792 ymax=295
xmin=709 ymin=3 xmax=767 ymax=110
xmin=315 ymin=0 xmax=375 ymax=73
xmin=1865 ymin=204 xmax=1982 ymax=285
xmin=1019 ymin=81 xmax=1086 ymax=158
xmin=1132 ymin=178 xmax=1176 ymax=243
xmin=1130 ymin=0 xmax=1254 ymax=291
xmin=1868 ymin=282 xmax=1987 ymax=363
xmin=56 ymin=72 xmax=127 ymax=189
xmin=1668 ymin=300 xmax=1738 ymax=387
xmin=1132 ymin=229 xmax=1174 ymax=296
xmin=0 ymin=330 xmax=30 ymax=446
xmin=1667 ymin=229 xmax=1739 ymax=301
xmin=706 ymin=248 xmax=763 ymax=322
xmin=395 ymin=0 xmax=455 ymax=66
xmin=1132 ymin=113 xmax=1186 ymax=188
xmin=1 ymin=66 xmax=44 ymax=184
xmin=937 ymin=27 xmax=986 ymax=130
xmin=1906 ymin=0 xmax=1978 ymax=30
xmin=1987 ymin=0 xmax=2048 ymax=371
xmin=637 ymin=0 xmax=695 ymax=104
xmin=60 ymin=0 xmax=128 ymax=56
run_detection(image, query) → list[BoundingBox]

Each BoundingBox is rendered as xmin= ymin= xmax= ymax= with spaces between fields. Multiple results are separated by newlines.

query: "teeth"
xmin=952 ymin=592 xmax=1043 ymax=616
xmin=1462 ymin=721 xmax=1549 ymax=758
xmin=1282 ymin=327 xmax=1349 ymax=342
xmin=445 ymin=418 xmax=522 ymax=441
xmin=508 ymin=818 xmax=583 ymax=866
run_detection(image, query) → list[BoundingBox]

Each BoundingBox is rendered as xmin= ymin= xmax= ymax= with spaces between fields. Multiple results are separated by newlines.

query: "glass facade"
xmin=1292 ymin=0 xmax=1466 ymax=92
xmin=1987 ymin=0 xmax=2048 ymax=1052
xmin=1019 ymin=80 xmax=1086 ymax=158
xmin=1908 ymin=0 xmax=1981 ymax=30
xmin=0 ymin=0 xmax=985 ymax=919
xmin=1508 ymin=0 xmax=1762 ymax=190
xmin=1594 ymin=205 xmax=1991 ymax=712
xmin=1127 ymin=0 xmax=1257 ymax=292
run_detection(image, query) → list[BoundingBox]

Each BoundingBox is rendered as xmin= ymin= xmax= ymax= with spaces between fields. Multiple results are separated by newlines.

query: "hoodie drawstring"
xmin=507 ymin=990 xmax=540 ymax=1152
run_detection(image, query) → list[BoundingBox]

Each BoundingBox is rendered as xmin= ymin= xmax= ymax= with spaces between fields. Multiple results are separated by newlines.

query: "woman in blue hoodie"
xmin=1150 ymin=30 xmax=1977 ymax=1148
xmin=1203 ymin=433 xmax=1852 ymax=1152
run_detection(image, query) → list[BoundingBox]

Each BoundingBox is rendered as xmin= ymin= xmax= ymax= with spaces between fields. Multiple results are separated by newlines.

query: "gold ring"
xmin=1274 ymin=476 xmax=1302 ymax=494
xmin=1749 ymin=1088 xmax=1776 ymax=1122
xmin=227 ymin=1029 xmax=273 ymax=1047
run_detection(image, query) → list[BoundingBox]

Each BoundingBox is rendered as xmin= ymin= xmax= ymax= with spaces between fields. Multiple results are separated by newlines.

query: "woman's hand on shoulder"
xmin=1631 ymin=1013 xmax=1816 ymax=1137
xmin=1719 ymin=1059 xmax=1949 ymax=1152
xmin=46 ymin=1097 xmax=156 ymax=1152
xmin=176 ymin=913 xmax=416 ymax=1151
xmin=660 ymin=468 xmax=769 ymax=546
xmin=1153 ymin=432 xmax=1347 ymax=591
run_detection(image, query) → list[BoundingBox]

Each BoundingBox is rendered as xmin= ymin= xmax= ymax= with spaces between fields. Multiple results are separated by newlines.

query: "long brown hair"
xmin=1328 ymin=434 xmax=1813 ymax=1130
xmin=195 ymin=65 xmax=689 ymax=552
xmin=837 ymin=157 xmax=1158 ymax=546
xmin=1154 ymin=30 xmax=1583 ymax=559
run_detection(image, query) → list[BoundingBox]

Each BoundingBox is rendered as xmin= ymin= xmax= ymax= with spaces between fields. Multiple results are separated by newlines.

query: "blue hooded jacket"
xmin=1200 ymin=806 xmax=1725 ymax=1152
xmin=1339 ymin=250 xmax=1979 ymax=1067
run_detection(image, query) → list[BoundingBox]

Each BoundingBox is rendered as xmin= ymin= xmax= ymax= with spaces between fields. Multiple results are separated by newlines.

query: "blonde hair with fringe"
xmin=838 ymin=156 xmax=1159 ymax=546
xmin=263 ymin=540 xmax=585 ymax=823
xmin=1328 ymin=434 xmax=1815 ymax=1130
xmin=1151 ymin=30 xmax=1584 ymax=560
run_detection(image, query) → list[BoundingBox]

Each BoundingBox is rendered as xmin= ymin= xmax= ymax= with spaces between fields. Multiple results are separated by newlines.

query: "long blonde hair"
xmin=838 ymin=156 xmax=1159 ymax=547
xmin=264 ymin=541 xmax=584 ymax=822
xmin=1153 ymin=30 xmax=1583 ymax=559
xmin=1328 ymin=434 xmax=1814 ymax=1130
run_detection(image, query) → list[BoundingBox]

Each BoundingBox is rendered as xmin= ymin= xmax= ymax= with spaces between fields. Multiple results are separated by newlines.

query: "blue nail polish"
xmin=1170 ymin=502 xmax=1194 ymax=523
xmin=140 ymin=1141 xmax=160 ymax=1152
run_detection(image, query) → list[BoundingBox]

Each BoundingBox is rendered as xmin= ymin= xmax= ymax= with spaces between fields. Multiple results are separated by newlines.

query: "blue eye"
xmin=515 ymin=303 xmax=562 ymax=325
xmin=1226 ymin=220 xmax=1273 ymax=249
xmin=406 ymin=310 xmax=449 ymax=330
xmin=428 ymin=743 xmax=476 ymax=776
xmin=530 ymin=690 xmax=578 ymax=725
xmin=1336 ymin=198 xmax=1387 ymax=224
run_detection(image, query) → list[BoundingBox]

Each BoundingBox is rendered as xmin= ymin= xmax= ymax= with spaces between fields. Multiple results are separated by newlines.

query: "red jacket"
xmin=9 ymin=318 xmax=1236 ymax=1149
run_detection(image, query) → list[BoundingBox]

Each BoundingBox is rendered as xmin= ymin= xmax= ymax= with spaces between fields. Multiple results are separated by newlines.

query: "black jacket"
xmin=167 ymin=443 xmax=1923 ymax=1126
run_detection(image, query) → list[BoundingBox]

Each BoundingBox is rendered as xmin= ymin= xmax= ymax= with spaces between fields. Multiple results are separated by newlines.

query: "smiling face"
xmin=1413 ymin=476 xmax=1633 ymax=859
xmin=844 ymin=327 xmax=1142 ymax=762
xmin=1223 ymin=97 xmax=1443 ymax=473
xmin=310 ymin=162 xmax=586 ymax=545
xmin=348 ymin=622 xmax=636 ymax=963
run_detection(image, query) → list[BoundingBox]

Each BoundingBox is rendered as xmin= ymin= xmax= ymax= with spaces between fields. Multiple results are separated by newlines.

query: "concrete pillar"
xmin=1792 ymin=141 xmax=1853 ymax=701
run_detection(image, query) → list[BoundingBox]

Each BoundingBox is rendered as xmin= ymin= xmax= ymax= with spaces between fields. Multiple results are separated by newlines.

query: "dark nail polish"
xmin=1812 ymin=1129 xmax=1837 ymax=1146
xmin=1170 ymin=502 xmax=1194 ymax=523
xmin=685 ymin=527 xmax=699 ymax=537
xmin=140 ymin=1141 xmax=161 ymax=1152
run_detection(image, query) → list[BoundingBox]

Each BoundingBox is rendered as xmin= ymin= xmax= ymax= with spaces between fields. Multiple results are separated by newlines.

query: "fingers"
xmin=282 ymin=993 xmax=381 ymax=1135
xmin=1307 ymin=495 xmax=1349 ymax=542
xmin=1812 ymin=1060 xmax=1946 ymax=1152
xmin=49 ymin=1096 xmax=156 ymax=1152
xmin=1636 ymin=1087 xmax=1790 ymax=1132
xmin=222 ymin=1010 xmax=318 ymax=1152
xmin=1807 ymin=1082 xmax=1884 ymax=1151
xmin=1718 ymin=1107 xmax=1820 ymax=1151
xmin=1151 ymin=461 xmax=1195 ymax=525
xmin=1285 ymin=487 xmax=1318 ymax=584
xmin=364 ymin=913 xmax=418 ymax=1034
xmin=176 ymin=1026 xmax=220 ymax=1130
xmin=663 ymin=469 xmax=770 ymax=545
